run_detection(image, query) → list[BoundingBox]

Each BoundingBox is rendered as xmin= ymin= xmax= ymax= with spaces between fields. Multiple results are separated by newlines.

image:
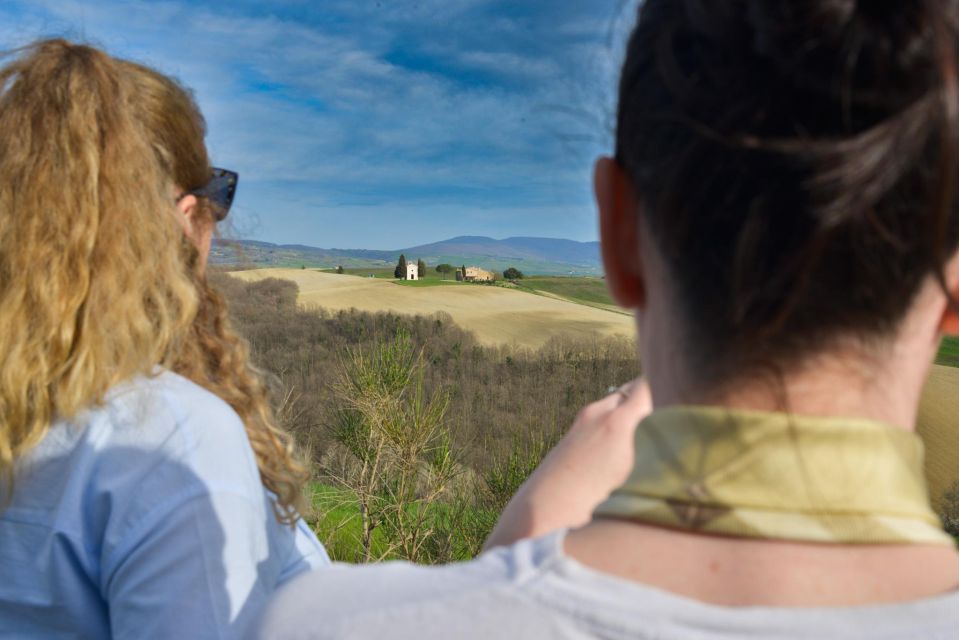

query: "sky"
xmin=1 ymin=0 xmax=640 ymax=249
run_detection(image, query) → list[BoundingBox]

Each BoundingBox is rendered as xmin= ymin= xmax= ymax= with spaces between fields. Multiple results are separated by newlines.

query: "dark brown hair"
xmin=617 ymin=0 xmax=959 ymax=382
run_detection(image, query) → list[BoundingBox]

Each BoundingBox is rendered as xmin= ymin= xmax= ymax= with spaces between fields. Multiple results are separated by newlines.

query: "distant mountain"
xmin=211 ymin=236 xmax=601 ymax=276
xmin=402 ymin=236 xmax=600 ymax=266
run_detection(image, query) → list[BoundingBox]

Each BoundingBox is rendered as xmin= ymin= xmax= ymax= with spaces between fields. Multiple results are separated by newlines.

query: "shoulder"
xmin=84 ymin=371 xmax=307 ymax=578
xmin=97 ymin=370 xmax=254 ymax=474
xmin=104 ymin=369 xmax=245 ymax=439
xmin=259 ymin=533 xmax=567 ymax=640
xmin=85 ymin=371 xmax=264 ymax=535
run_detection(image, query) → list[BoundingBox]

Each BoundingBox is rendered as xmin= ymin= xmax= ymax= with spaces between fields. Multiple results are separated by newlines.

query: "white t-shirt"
xmin=260 ymin=529 xmax=959 ymax=639
xmin=0 ymin=370 xmax=329 ymax=639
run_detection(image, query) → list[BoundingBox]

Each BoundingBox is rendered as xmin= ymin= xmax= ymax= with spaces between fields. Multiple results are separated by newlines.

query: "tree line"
xmin=391 ymin=256 xmax=525 ymax=281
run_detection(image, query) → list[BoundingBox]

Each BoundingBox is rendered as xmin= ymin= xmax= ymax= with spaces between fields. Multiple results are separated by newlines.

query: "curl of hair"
xmin=0 ymin=40 xmax=197 ymax=492
xmin=173 ymin=237 xmax=309 ymax=522
xmin=0 ymin=40 xmax=308 ymax=524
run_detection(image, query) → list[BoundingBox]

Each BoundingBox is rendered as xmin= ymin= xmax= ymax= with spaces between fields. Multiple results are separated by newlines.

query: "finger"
xmin=574 ymin=378 xmax=650 ymax=433
xmin=594 ymin=385 xmax=633 ymax=411
xmin=609 ymin=376 xmax=652 ymax=422
xmin=617 ymin=376 xmax=646 ymax=399
xmin=573 ymin=394 xmax=622 ymax=427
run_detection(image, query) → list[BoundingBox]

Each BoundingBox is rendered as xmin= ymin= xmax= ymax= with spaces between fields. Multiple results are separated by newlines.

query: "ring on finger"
xmin=606 ymin=383 xmax=630 ymax=403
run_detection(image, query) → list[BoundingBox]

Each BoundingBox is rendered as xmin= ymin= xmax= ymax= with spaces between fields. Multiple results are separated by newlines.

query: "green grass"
xmin=509 ymin=276 xmax=618 ymax=311
xmin=937 ymin=336 xmax=959 ymax=368
xmin=307 ymin=483 xmax=394 ymax=562
xmin=307 ymin=481 xmax=496 ymax=563
xmin=322 ymin=267 xmax=463 ymax=286
xmin=522 ymin=276 xmax=613 ymax=305
xmin=392 ymin=276 xmax=464 ymax=287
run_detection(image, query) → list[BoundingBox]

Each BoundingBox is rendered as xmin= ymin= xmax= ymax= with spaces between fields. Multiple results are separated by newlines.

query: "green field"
xmin=937 ymin=336 xmax=959 ymax=367
xmin=517 ymin=276 xmax=615 ymax=308
xmin=321 ymin=266 xmax=463 ymax=286
xmin=322 ymin=268 xmax=619 ymax=305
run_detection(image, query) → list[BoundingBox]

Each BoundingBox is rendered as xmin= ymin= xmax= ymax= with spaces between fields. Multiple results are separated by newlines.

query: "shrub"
xmin=325 ymin=330 xmax=460 ymax=563
xmin=503 ymin=267 xmax=524 ymax=280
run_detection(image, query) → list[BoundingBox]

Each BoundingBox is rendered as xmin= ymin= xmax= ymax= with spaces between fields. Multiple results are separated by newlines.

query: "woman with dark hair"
xmin=263 ymin=2 xmax=959 ymax=637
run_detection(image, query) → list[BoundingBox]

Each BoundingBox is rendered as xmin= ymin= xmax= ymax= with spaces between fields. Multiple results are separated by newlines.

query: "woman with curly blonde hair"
xmin=0 ymin=40 xmax=328 ymax=637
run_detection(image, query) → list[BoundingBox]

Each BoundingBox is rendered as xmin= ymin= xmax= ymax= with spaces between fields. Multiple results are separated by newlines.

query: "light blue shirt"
xmin=0 ymin=370 xmax=329 ymax=639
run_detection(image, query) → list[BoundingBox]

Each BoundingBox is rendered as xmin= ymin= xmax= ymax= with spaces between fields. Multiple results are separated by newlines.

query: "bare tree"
xmin=327 ymin=330 xmax=460 ymax=562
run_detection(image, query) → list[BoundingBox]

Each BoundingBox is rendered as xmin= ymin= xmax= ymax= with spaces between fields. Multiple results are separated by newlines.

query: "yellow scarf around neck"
xmin=594 ymin=406 xmax=953 ymax=545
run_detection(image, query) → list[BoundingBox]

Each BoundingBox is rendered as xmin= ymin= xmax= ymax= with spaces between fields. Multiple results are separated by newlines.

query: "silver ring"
xmin=607 ymin=384 xmax=630 ymax=402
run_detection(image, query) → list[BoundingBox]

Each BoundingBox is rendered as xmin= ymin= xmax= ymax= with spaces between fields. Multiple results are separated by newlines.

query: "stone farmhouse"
xmin=456 ymin=266 xmax=494 ymax=282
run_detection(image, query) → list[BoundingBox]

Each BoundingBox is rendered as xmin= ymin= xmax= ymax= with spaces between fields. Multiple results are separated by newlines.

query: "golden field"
xmin=231 ymin=268 xmax=635 ymax=349
xmin=231 ymin=268 xmax=959 ymax=508
xmin=919 ymin=365 xmax=959 ymax=510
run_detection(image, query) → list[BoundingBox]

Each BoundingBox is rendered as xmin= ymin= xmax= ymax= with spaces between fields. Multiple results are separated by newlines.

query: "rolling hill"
xmin=229 ymin=268 xmax=631 ymax=348
xmin=211 ymin=235 xmax=602 ymax=276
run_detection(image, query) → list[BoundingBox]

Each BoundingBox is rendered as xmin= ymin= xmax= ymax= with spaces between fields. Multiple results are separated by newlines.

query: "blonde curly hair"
xmin=0 ymin=39 xmax=308 ymax=523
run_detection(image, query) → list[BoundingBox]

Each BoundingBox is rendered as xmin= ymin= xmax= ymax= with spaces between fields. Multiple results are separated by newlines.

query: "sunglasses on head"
xmin=178 ymin=167 xmax=238 ymax=222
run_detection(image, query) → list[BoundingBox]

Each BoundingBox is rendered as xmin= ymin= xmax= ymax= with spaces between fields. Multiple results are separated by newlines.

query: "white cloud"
xmin=0 ymin=0 xmax=628 ymax=246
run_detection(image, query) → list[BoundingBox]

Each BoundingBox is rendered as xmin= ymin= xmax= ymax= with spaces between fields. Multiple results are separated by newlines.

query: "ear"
xmin=176 ymin=193 xmax=198 ymax=231
xmin=175 ymin=193 xmax=199 ymax=235
xmin=595 ymin=157 xmax=645 ymax=309
xmin=938 ymin=249 xmax=959 ymax=335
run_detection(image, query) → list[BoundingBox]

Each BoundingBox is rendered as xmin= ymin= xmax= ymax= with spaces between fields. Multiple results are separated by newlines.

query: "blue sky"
xmin=1 ymin=0 xmax=640 ymax=249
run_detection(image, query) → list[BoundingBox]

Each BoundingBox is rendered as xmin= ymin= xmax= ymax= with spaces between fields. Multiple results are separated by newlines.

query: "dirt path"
xmin=231 ymin=268 xmax=635 ymax=349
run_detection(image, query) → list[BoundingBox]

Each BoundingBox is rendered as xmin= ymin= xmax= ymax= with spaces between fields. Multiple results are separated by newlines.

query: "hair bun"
xmin=745 ymin=1 xmax=851 ymax=59
xmin=747 ymin=0 xmax=928 ymax=57
xmin=736 ymin=0 xmax=940 ymax=102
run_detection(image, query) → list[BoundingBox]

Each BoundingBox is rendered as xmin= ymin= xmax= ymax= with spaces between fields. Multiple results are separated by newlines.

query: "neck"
xmin=642 ymin=321 xmax=940 ymax=433
xmin=567 ymin=520 xmax=959 ymax=607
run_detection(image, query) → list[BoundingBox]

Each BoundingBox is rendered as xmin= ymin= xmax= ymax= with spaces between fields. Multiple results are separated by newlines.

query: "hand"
xmin=483 ymin=377 xmax=652 ymax=551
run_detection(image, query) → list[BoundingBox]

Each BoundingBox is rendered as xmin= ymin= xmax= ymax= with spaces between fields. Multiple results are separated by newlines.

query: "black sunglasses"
xmin=178 ymin=167 xmax=238 ymax=222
